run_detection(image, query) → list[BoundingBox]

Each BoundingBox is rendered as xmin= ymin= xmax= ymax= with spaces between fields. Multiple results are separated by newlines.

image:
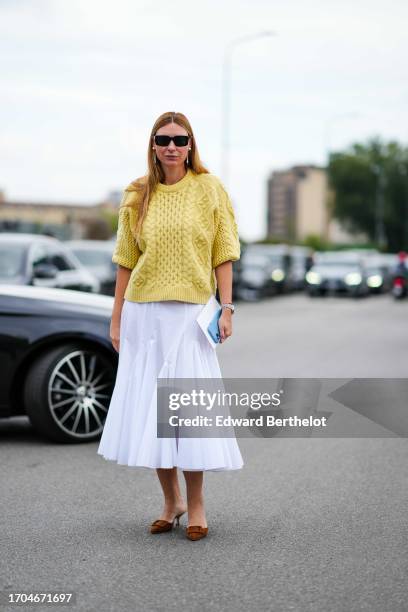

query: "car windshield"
xmin=243 ymin=254 xmax=270 ymax=266
xmin=246 ymin=249 xmax=284 ymax=261
xmin=268 ymin=256 xmax=284 ymax=265
xmin=315 ymin=260 xmax=360 ymax=267
xmin=314 ymin=263 xmax=360 ymax=272
xmin=244 ymin=264 xmax=267 ymax=272
xmin=0 ymin=243 xmax=26 ymax=278
xmin=366 ymin=267 xmax=381 ymax=274
xmin=72 ymin=249 xmax=113 ymax=267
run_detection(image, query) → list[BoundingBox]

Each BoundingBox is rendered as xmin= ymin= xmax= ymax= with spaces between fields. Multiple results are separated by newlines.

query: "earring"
xmin=186 ymin=148 xmax=191 ymax=166
xmin=152 ymin=148 xmax=157 ymax=164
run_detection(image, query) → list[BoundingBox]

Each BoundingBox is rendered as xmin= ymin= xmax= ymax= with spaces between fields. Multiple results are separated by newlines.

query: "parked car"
xmin=288 ymin=246 xmax=314 ymax=290
xmin=360 ymin=255 xmax=394 ymax=294
xmin=0 ymin=285 xmax=117 ymax=443
xmin=236 ymin=251 xmax=278 ymax=301
xmin=0 ymin=233 xmax=100 ymax=293
xmin=364 ymin=263 xmax=392 ymax=294
xmin=305 ymin=252 xmax=370 ymax=297
xmin=239 ymin=243 xmax=293 ymax=297
xmin=65 ymin=240 xmax=117 ymax=296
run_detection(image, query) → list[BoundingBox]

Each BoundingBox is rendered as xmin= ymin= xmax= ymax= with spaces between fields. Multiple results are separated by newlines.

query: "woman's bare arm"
xmin=214 ymin=261 xmax=233 ymax=343
xmin=110 ymin=265 xmax=132 ymax=352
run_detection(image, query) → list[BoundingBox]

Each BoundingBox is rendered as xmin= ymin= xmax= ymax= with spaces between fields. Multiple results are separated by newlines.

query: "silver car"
xmin=0 ymin=233 xmax=100 ymax=293
xmin=66 ymin=240 xmax=116 ymax=296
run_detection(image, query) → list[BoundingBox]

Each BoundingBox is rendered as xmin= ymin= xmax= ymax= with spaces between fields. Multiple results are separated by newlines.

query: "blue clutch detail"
xmin=207 ymin=308 xmax=222 ymax=343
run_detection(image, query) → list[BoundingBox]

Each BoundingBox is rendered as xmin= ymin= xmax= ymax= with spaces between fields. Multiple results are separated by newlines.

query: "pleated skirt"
xmin=97 ymin=299 xmax=244 ymax=471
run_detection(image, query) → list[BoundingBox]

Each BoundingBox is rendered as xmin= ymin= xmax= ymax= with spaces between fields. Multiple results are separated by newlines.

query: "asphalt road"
xmin=221 ymin=292 xmax=408 ymax=377
xmin=1 ymin=293 xmax=407 ymax=612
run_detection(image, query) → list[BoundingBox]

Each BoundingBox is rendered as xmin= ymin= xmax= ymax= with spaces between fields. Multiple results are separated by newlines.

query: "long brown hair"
xmin=124 ymin=111 xmax=210 ymax=240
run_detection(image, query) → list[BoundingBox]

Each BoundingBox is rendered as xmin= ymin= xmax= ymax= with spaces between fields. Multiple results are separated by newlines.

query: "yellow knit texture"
xmin=112 ymin=168 xmax=240 ymax=304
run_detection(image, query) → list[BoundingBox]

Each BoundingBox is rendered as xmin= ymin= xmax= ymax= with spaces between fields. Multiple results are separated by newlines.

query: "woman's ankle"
xmin=187 ymin=500 xmax=205 ymax=513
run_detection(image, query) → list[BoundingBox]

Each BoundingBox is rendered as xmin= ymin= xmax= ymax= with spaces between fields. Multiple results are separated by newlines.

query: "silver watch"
xmin=221 ymin=303 xmax=235 ymax=314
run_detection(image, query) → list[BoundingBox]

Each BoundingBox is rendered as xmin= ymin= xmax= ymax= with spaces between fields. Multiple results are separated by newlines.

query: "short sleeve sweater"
xmin=111 ymin=168 xmax=241 ymax=304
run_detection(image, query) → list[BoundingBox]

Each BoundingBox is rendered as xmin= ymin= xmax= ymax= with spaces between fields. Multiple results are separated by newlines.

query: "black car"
xmin=364 ymin=263 xmax=393 ymax=294
xmin=305 ymin=254 xmax=370 ymax=297
xmin=237 ymin=243 xmax=293 ymax=300
xmin=0 ymin=233 xmax=100 ymax=293
xmin=288 ymin=246 xmax=314 ymax=290
xmin=0 ymin=285 xmax=117 ymax=443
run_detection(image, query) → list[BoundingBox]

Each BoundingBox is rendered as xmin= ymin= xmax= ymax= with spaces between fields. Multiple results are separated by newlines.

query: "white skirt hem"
xmin=97 ymin=453 xmax=244 ymax=472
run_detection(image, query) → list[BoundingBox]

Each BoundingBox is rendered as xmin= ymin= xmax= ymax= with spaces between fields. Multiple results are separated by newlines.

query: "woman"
xmin=97 ymin=111 xmax=244 ymax=541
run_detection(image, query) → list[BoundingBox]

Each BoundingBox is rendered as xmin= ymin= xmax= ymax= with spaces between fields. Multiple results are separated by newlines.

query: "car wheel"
xmin=24 ymin=343 xmax=116 ymax=443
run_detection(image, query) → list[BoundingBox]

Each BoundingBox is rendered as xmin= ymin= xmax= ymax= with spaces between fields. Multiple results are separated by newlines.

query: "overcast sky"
xmin=1 ymin=0 xmax=407 ymax=240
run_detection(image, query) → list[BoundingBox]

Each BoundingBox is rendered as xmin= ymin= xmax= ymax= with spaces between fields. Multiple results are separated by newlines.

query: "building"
xmin=0 ymin=189 xmax=119 ymax=240
xmin=266 ymin=165 xmax=368 ymax=244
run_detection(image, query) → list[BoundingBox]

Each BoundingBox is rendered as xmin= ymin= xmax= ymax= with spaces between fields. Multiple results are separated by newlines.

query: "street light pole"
xmin=221 ymin=31 xmax=276 ymax=189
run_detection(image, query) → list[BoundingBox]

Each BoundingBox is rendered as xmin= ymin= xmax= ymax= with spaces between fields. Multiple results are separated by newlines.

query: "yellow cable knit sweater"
xmin=112 ymin=168 xmax=241 ymax=304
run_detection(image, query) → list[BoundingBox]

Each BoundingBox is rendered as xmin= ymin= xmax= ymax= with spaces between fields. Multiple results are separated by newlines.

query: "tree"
xmin=328 ymin=136 xmax=408 ymax=252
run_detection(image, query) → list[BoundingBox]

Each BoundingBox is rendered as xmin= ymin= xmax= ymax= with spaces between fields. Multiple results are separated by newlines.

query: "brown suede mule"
xmin=185 ymin=526 xmax=209 ymax=541
xmin=150 ymin=512 xmax=185 ymax=534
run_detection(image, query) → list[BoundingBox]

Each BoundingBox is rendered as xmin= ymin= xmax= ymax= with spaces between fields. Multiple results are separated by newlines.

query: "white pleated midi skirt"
xmin=97 ymin=299 xmax=244 ymax=471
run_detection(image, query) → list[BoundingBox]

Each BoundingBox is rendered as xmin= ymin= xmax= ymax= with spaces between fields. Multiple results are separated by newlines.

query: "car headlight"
xmin=367 ymin=274 xmax=383 ymax=288
xmin=344 ymin=272 xmax=362 ymax=285
xmin=271 ymin=268 xmax=285 ymax=282
xmin=305 ymin=271 xmax=321 ymax=284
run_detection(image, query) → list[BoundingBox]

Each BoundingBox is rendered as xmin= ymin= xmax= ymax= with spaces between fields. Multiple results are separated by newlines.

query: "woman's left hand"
xmin=218 ymin=309 xmax=232 ymax=343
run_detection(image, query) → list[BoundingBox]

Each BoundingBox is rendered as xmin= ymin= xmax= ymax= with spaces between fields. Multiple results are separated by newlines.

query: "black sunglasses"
xmin=154 ymin=135 xmax=189 ymax=147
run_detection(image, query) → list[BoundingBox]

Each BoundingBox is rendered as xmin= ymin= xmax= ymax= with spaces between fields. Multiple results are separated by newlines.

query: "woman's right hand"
xmin=110 ymin=316 xmax=121 ymax=353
